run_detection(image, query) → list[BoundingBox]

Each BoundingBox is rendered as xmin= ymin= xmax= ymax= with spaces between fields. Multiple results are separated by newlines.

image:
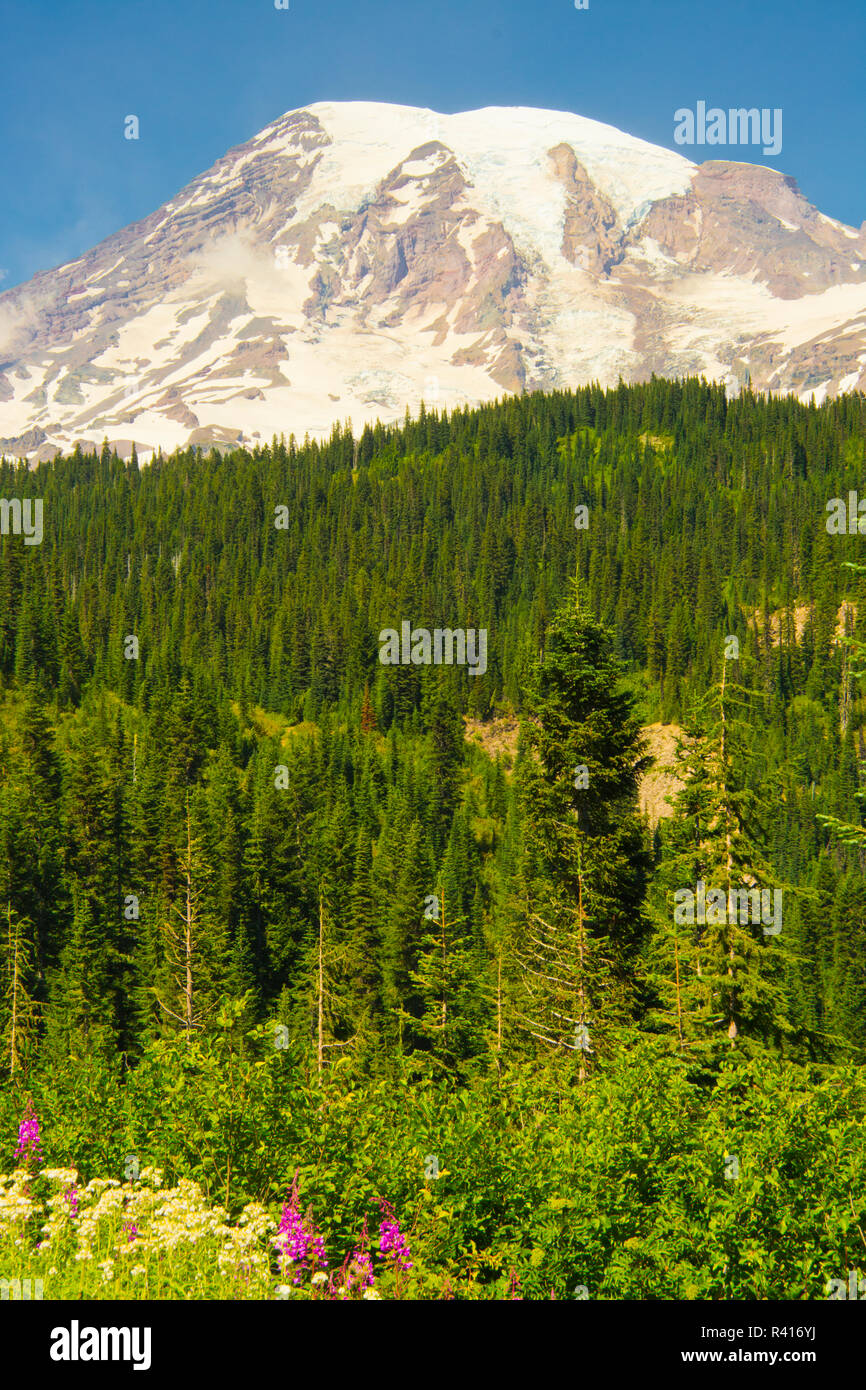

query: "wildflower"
xmin=64 ymin=1185 xmax=79 ymax=1219
xmin=273 ymin=1177 xmax=327 ymax=1285
xmin=14 ymin=1099 xmax=44 ymax=1169
xmin=377 ymin=1200 xmax=412 ymax=1272
xmin=344 ymin=1249 xmax=375 ymax=1293
xmin=137 ymin=1168 xmax=164 ymax=1188
xmin=363 ymin=1287 xmax=381 ymax=1300
xmin=311 ymin=1271 xmax=328 ymax=1285
xmin=84 ymin=1178 xmax=121 ymax=1196
xmin=217 ymin=1222 xmax=270 ymax=1276
xmin=0 ymin=1171 xmax=39 ymax=1238
xmin=97 ymin=1259 xmax=115 ymax=1283
xmin=340 ymin=1215 xmax=376 ymax=1294
xmin=131 ymin=1265 xmax=146 ymax=1279
xmin=122 ymin=1219 xmax=138 ymax=1243
xmin=40 ymin=1168 xmax=79 ymax=1186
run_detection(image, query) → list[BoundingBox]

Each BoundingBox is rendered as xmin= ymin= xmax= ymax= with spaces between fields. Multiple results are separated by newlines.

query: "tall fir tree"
xmin=515 ymin=580 xmax=650 ymax=1076
xmin=643 ymin=652 xmax=797 ymax=1057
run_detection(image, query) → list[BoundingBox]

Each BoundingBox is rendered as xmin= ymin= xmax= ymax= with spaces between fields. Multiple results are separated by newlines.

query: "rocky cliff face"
xmin=1 ymin=101 xmax=864 ymax=461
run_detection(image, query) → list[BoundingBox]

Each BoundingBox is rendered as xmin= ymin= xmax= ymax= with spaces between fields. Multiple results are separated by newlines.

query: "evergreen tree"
xmin=643 ymin=654 xmax=796 ymax=1056
xmin=515 ymin=581 xmax=650 ymax=1075
xmin=0 ymin=902 xmax=39 ymax=1077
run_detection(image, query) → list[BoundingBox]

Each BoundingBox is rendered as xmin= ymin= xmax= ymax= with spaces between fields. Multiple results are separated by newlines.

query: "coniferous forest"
xmin=2 ymin=376 xmax=866 ymax=1302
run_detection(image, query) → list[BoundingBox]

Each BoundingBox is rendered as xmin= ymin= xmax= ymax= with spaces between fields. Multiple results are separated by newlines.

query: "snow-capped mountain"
xmin=2 ymin=100 xmax=865 ymax=461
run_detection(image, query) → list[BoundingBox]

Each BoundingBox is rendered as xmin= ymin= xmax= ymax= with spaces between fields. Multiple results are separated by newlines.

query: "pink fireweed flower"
xmin=344 ymin=1215 xmax=375 ymax=1292
xmin=347 ymin=1250 xmax=375 ymax=1289
xmin=14 ymin=1099 xmax=44 ymax=1168
xmin=273 ymin=1178 xmax=327 ymax=1285
xmin=122 ymin=1220 xmax=138 ymax=1243
xmin=64 ymin=1185 xmax=79 ymax=1218
xmin=377 ymin=1200 xmax=412 ymax=1272
xmin=332 ymin=1217 xmax=376 ymax=1298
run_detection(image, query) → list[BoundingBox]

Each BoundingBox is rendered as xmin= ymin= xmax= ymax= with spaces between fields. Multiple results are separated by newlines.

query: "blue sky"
xmin=0 ymin=0 xmax=862 ymax=290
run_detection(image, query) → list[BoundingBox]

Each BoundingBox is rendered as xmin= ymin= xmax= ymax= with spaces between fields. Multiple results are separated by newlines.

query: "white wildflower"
xmin=85 ymin=1178 xmax=120 ymax=1196
xmin=137 ymin=1168 xmax=164 ymax=1188
xmin=40 ymin=1168 xmax=79 ymax=1186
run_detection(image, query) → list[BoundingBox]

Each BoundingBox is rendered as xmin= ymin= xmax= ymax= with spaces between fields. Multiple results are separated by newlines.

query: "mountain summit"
xmin=2 ymin=100 xmax=865 ymax=461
